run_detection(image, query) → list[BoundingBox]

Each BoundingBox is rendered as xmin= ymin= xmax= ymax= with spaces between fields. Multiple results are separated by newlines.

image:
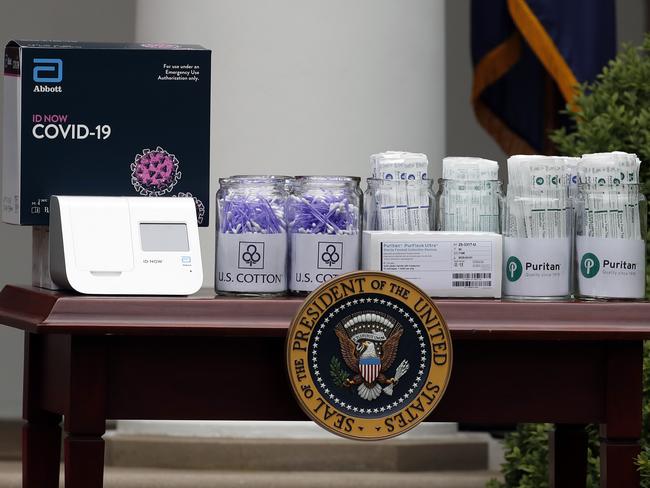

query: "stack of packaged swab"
xmin=438 ymin=157 xmax=500 ymax=232
xmin=575 ymin=151 xmax=645 ymax=299
xmin=565 ymin=156 xmax=580 ymax=202
xmin=503 ymin=155 xmax=572 ymax=299
xmin=370 ymin=151 xmax=429 ymax=180
xmin=367 ymin=151 xmax=431 ymax=231
xmin=578 ymin=152 xmax=642 ymax=239
xmin=442 ymin=156 xmax=498 ymax=180
xmin=506 ymin=155 xmax=571 ymax=239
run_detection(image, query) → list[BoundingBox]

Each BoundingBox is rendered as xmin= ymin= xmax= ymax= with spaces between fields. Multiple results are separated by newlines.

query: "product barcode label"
xmin=452 ymin=280 xmax=492 ymax=288
xmin=375 ymin=239 xmax=499 ymax=296
xmin=451 ymin=273 xmax=492 ymax=280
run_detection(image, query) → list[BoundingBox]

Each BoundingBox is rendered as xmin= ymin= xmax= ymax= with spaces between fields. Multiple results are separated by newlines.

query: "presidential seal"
xmin=286 ymin=271 xmax=452 ymax=440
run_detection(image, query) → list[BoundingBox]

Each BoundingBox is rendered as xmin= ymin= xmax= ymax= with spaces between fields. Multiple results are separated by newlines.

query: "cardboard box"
xmin=2 ymin=40 xmax=211 ymax=226
xmin=362 ymin=231 xmax=502 ymax=298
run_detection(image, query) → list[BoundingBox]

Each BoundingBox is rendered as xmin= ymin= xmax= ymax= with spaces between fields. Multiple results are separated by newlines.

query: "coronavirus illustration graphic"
xmin=174 ymin=192 xmax=206 ymax=225
xmin=130 ymin=147 xmax=182 ymax=196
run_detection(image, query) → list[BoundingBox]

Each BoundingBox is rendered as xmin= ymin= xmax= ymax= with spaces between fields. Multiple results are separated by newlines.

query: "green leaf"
xmin=329 ymin=356 xmax=349 ymax=388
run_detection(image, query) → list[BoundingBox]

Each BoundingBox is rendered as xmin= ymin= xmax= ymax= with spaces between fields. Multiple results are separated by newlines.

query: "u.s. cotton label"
xmin=577 ymin=236 xmax=645 ymax=299
xmin=290 ymin=234 xmax=360 ymax=292
xmin=216 ymin=233 xmax=287 ymax=293
xmin=503 ymin=237 xmax=570 ymax=297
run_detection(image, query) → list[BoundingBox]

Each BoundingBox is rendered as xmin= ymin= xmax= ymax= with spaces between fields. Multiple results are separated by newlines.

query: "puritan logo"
xmin=506 ymin=256 xmax=523 ymax=282
xmin=580 ymin=253 xmax=600 ymax=278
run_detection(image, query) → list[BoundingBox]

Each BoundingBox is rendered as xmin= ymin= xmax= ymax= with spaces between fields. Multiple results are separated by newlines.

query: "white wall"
xmin=135 ymin=0 xmax=447 ymax=287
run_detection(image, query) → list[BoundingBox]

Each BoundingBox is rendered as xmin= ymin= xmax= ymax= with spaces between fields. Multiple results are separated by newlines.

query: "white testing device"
xmin=49 ymin=196 xmax=203 ymax=295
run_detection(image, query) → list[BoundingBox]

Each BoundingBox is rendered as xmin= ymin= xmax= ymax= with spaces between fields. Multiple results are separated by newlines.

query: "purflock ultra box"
xmin=362 ymin=231 xmax=503 ymax=298
xmin=2 ymin=40 xmax=211 ymax=226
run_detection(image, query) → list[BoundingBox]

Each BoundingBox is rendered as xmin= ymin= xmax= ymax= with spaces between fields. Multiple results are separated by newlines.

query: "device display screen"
xmin=140 ymin=223 xmax=189 ymax=252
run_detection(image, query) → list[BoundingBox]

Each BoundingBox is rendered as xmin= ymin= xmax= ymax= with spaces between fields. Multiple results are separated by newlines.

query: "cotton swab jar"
xmin=287 ymin=176 xmax=361 ymax=294
xmin=215 ymin=175 xmax=288 ymax=296
xmin=436 ymin=157 xmax=502 ymax=232
xmin=502 ymin=155 xmax=572 ymax=300
xmin=575 ymin=152 xmax=646 ymax=299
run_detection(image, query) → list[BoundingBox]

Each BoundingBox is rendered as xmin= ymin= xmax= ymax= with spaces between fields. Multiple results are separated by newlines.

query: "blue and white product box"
xmin=362 ymin=231 xmax=503 ymax=298
xmin=2 ymin=40 xmax=211 ymax=226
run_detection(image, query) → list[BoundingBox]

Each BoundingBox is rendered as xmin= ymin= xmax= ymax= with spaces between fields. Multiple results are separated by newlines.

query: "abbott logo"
xmin=580 ymin=253 xmax=600 ymax=278
xmin=33 ymin=58 xmax=63 ymax=83
xmin=506 ymin=256 xmax=523 ymax=282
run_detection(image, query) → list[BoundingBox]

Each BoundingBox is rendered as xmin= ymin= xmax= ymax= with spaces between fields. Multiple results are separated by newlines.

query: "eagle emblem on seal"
xmin=333 ymin=312 xmax=409 ymax=401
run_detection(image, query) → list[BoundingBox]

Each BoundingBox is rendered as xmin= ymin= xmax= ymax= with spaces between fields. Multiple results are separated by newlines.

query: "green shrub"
xmin=639 ymin=447 xmax=650 ymax=486
xmin=641 ymin=340 xmax=650 ymax=487
xmin=486 ymin=424 xmax=600 ymax=488
xmin=486 ymin=424 xmax=552 ymax=488
xmin=550 ymin=36 xmax=650 ymax=184
xmin=490 ymin=34 xmax=650 ymax=487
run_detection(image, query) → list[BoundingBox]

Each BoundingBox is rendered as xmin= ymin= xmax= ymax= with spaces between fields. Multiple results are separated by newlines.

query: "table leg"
xmin=22 ymin=333 xmax=62 ymax=488
xmin=549 ymin=424 xmax=587 ymax=488
xmin=63 ymin=336 xmax=107 ymax=488
xmin=23 ymin=413 xmax=62 ymax=487
xmin=64 ymin=435 xmax=105 ymax=488
xmin=599 ymin=342 xmax=642 ymax=488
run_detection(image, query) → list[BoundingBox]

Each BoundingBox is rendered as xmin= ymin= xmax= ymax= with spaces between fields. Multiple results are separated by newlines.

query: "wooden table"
xmin=0 ymin=285 xmax=648 ymax=487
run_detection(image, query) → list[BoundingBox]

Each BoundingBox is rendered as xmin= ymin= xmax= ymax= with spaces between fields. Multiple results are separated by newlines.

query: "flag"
xmin=471 ymin=0 xmax=616 ymax=154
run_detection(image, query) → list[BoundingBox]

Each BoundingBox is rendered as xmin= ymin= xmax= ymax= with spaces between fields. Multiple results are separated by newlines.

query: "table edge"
xmin=2 ymin=284 xmax=650 ymax=340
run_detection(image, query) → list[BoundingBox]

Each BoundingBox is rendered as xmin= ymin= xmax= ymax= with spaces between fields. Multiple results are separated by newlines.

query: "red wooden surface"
xmin=0 ymin=285 xmax=647 ymax=488
xmin=2 ymin=285 xmax=650 ymax=340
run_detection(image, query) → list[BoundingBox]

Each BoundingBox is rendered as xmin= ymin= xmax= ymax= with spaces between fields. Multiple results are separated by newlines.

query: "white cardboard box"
xmin=362 ymin=231 xmax=502 ymax=298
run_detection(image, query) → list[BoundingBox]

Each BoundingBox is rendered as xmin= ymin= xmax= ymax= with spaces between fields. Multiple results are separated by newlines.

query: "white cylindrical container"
xmin=575 ymin=182 xmax=646 ymax=299
xmin=502 ymin=155 xmax=573 ymax=300
xmin=574 ymin=152 xmax=646 ymax=300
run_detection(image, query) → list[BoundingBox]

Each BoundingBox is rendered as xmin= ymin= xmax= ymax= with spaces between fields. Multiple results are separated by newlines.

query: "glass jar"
xmin=215 ymin=175 xmax=288 ymax=296
xmin=363 ymin=178 xmax=434 ymax=231
xmin=287 ymin=176 xmax=361 ymax=294
xmin=575 ymin=183 xmax=647 ymax=299
xmin=502 ymin=184 xmax=573 ymax=300
xmin=436 ymin=179 xmax=503 ymax=232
